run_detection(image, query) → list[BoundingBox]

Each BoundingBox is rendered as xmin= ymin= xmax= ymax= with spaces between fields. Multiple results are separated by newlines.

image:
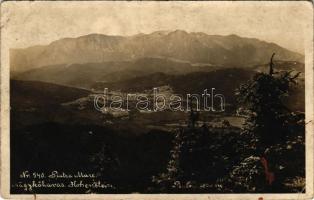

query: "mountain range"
xmin=10 ymin=30 xmax=304 ymax=73
xmin=10 ymin=30 xmax=305 ymax=112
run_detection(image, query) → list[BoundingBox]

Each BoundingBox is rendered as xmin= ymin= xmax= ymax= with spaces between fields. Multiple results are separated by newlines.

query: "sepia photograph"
xmin=0 ymin=1 xmax=313 ymax=199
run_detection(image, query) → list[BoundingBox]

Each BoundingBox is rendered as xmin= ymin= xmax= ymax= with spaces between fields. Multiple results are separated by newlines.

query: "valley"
xmin=9 ymin=30 xmax=306 ymax=194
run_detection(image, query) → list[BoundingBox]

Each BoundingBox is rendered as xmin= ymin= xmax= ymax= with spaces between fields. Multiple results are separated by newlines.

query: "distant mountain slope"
xmin=10 ymin=80 xmax=108 ymax=128
xmin=10 ymin=30 xmax=304 ymax=72
xmin=11 ymin=80 xmax=90 ymax=109
xmin=92 ymin=68 xmax=304 ymax=112
xmin=12 ymin=57 xmax=216 ymax=88
xmin=253 ymin=60 xmax=305 ymax=75
xmin=93 ymin=68 xmax=255 ymax=104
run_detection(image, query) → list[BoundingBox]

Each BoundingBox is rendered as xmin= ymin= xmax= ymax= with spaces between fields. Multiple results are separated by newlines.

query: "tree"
xmin=236 ymin=53 xmax=301 ymax=151
xmin=234 ymin=54 xmax=305 ymax=191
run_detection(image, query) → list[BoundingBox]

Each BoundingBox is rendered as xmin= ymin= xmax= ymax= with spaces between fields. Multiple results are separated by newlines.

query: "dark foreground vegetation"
xmin=10 ymin=119 xmax=304 ymax=193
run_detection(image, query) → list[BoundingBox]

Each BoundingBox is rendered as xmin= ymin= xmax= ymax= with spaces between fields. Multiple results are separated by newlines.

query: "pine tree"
xmin=235 ymin=53 xmax=301 ymax=152
xmin=233 ymin=53 xmax=304 ymax=191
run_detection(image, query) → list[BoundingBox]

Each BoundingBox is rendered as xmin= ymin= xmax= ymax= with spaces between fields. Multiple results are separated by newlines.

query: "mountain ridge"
xmin=10 ymin=30 xmax=304 ymax=72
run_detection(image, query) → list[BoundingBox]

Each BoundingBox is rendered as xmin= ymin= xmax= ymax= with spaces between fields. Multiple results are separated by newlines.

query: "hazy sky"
xmin=1 ymin=1 xmax=312 ymax=53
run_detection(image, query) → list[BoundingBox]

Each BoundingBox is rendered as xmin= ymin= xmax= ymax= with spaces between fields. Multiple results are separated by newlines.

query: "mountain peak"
xmin=78 ymin=33 xmax=106 ymax=38
xmin=150 ymin=30 xmax=172 ymax=36
xmin=149 ymin=30 xmax=189 ymax=37
xmin=171 ymin=29 xmax=188 ymax=35
xmin=227 ymin=34 xmax=241 ymax=38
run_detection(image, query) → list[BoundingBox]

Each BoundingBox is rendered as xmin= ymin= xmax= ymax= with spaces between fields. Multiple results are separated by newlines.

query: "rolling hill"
xmin=12 ymin=57 xmax=216 ymax=88
xmin=11 ymin=80 xmax=90 ymax=109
